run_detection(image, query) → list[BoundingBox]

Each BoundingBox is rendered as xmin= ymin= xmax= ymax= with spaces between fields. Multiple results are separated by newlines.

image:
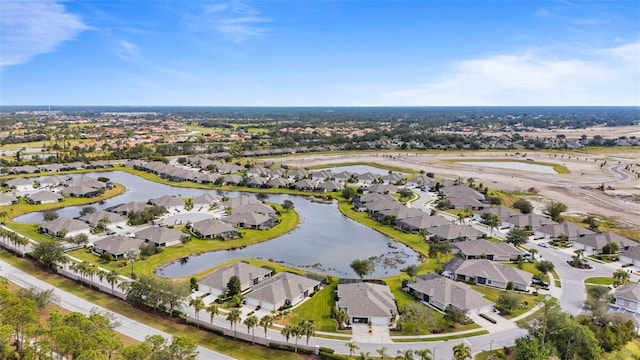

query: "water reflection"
xmin=15 ymin=171 xmax=420 ymax=278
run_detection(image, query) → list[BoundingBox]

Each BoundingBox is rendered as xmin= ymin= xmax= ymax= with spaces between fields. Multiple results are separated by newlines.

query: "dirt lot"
xmin=263 ymin=149 xmax=640 ymax=230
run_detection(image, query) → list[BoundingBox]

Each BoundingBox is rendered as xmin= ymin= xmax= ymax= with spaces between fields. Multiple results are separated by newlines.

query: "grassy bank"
xmin=446 ymin=158 xmax=570 ymax=174
xmin=0 ymin=249 xmax=302 ymax=360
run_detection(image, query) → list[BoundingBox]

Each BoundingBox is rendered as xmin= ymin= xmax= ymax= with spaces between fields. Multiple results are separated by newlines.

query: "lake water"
xmin=15 ymin=171 xmax=419 ymax=278
xmin=458 ymin=161 xmax=557 ymax=174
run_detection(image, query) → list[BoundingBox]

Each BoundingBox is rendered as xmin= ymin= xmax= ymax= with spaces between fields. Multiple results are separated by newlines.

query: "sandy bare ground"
xmin=483 ymin=125 xmax=640 ymax=139
xmin=262 ymin=150 xmax=640 ymax=230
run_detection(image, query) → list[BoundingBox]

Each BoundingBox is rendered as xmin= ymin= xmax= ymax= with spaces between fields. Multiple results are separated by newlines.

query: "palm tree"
xmin=415 ymin=349 xmax=432 ymax=360
xmin=106 ymin=270 xmax=119 ymax=295
xmin=357 ymin=352 xmax=371 ymax=360
xmin=226 ymin=309 xmax=241 ymax=339
xmin=396 ymin=349 xmax=415 ymax=360
xmin=281 ymin=325 xmax=294 ymax=343
xmin=189 ymin=297 xmax=205 ymax=328
xmin=298 ymin=320 xmax=315 ymax=345
xmin=613 ymin=269 xmax=630 ymax=287
xmin=206 ymin=304 xmax=219 ymax=324
xmin=243 ymin=315 xmax=259 ymax=344
xmin=97 ymin=216 xmax=111 ymax=232
xmin=457 ymin=213 xmax=465 ymax=225
xmin=291 ymin=325 xmax=303 ymax=353
xmin=184 ymin=197 xmax=194 ymax=211
xmin=259 ymin=314 xmax=273 ymax=339
xmin=376 ymin=346 xmax=388 ymax=360
xmin=453 ymin=342 xmax=472 ymax=360
xmin=345 ymin=341 xmax=359 ymax=358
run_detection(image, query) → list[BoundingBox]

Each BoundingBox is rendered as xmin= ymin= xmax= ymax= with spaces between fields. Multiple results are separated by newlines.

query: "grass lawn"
xmin=304 ymin=161 xmax=418 ymax=176
xmin=68 ymin=204 xmax=300 ymax=279
xmin=284 ymin=278 xmax=339 ymax=332
xmin=445 ymin=158 xmax=570 ymax=174
xmin=0 ymin=249 xmax=303 ymax=360
xmin=393 ymin=330 xmax=489 ymax=342
xmin=584 ymin=277 xmax=615 ymax=286
xmin=470 ymin=285 xmax=542 ymax=319
xmin=503 ymin=261 xmax=550 ymax=283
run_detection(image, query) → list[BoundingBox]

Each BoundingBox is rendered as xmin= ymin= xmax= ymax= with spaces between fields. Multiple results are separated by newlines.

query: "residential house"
xmin=4 ymin=177 xmax=33 ymax=191
xmin=194 ymin=173 xmax=220 ymax=184
xmin=381 ymin=173 xmax=404 ymax=185
xmin=407 ymin=275 xmax=493 ymax=315
xmin=396 ymin=214 xmax=452 ymax=233
xmin=620 ymin=247 xmax=640 ymax=267
xmin=293 ymin=179 xmax=317 ymax=191
xmin=246 ymin=176 xmax=268 ymax=188
xmin=357 ymin=172 xmax=379 ymax=185
xmin=372 ymin=206 xmax=425 ymax=223
xmin=316 ymin=180 xmax=342 ymax=192
xmin=428 ymin=224 xmax=484 ymax=242
xmin=336 ymin=281 xmax=398 ymax=326
xmin=364 ymin=199 xmax=403 ymax=214
xmin=38 ymin=218 xmax=91 ymax=238
xmin=232 ymin=203 xmax=276 ymax=217
xmin=573 ymin=232 xmax=638 ymax=254
xmin=452 ymin=239 xmax=521 ymax=261
xmin=93 ymin=235 xmax=144 ymax=259
xmin=0 ymin=193 xmax=18 ymax=206
xmin=446 ymin=259 xmax=533 ymax=291
xmin=190 ymin=219 xmax=240 ymax=240
xmin=534 ymin=222 xmax=595 ymax=241
xmin=224 ymin=212 xmax=278 ymax=230
xmin=245 ymin=272 xmax=321 ymax=311
xmin=310 ymin=170 xmax=332 ymax=181
xmin=26 ymin=190 xmax=63 ymax=204
xmin=613 ymin=283 xmax=640 ymax=313
xmin=61 ymin=185 xmax=101 ymax=198
xmin=65 ymin=176 xmax=107 ymax=189
xmin=38 ymin=175 xmax=68 ymax=188
xmin=200 ymin=262 xmax=273 ymax=297
xmin=150 ymin=195 xmax=185 ymax=213
xmin=222 ymin=175 xmax=243 ymax=185
xmin=268 ymin=177 xmax=290 ymax=188
xmin=109 ymin=202 xmax=150 ymax=216
xmin=220 ymin=195 xmax=261 ymax=209
xmin=352 ymin=193 xmax=395 ymax=211
xmin=366 ymin=184 xmax=397 ymax=194
xmin=79 ymin=210 xmax=127 ymax=228
xmin=406 ymin=175 xmax=437 ymax=189
xmin=192 ymin=193 xmax=222 ymax=209
xmin=503 ymin=213 xmax=556 ymax=230
xmin=135 ymin=226 xmax=187 ymax=247
xmin=474 ymin=206 xmax=522 ymax=227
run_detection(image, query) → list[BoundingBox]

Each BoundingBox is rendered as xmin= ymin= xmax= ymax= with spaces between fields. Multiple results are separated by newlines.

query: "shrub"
xmin=479 ymin=313 xmax=497 ymax=324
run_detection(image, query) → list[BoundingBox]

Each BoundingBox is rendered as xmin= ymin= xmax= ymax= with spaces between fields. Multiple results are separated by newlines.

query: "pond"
xmin=15 ymin=171 xmax=420 ymax=278
xmin=458 ymin=161 xmax=557 ymax=174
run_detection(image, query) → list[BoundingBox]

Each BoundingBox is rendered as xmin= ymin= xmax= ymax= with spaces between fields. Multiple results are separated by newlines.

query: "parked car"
xmin=531 ymin=279 xmax=549 ymax=288
xmin=538 ymin=242 xmax=548 ymax=248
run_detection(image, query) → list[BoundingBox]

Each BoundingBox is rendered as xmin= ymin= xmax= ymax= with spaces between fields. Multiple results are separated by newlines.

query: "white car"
xmin=538 ymin=242 xmax=549 ymax=248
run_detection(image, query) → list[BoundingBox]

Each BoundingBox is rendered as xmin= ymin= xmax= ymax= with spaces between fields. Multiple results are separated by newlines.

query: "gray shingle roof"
xmin=247 ymin=272 xmax=320 ymax=305
xmin=455 ymin=259 xmax=533 ymax=287
xmin=200 ymin=262 xmax=272 ymax=292
xmin=94 ymin=236 xmax=144 ymax=257
xmin=135 ymin=227 xmax=185 ymax=245
xmin=338 ymin=282 xmax=397 ymax=318
xmin=453 ymin=239 xmax=521 ymax=259
xmin=615 ymin=283 xmax=640 ymax=303
xmin=408 ymin=275 xmax=492 ymax=312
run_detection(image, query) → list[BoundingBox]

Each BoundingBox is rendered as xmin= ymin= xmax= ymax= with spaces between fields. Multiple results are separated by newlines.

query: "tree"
xmin=513 ymin=198 xmax=533 ymax=214
xmin=184 ymin=197 xmax=194 ymax=211
xmin=298 ymin=319 xmax=315 ymax=345
xmin=514 ymin=336 xmax=553 ymax=360
xmin=583 ymin=215 xmax=599 ymax=231
xmin=376 ymin=346 xmax=388 ymax=360
xmin=584 ymin=286 xmax=613 ymax=323
xmin=613 ymin=269 xmax=629 ymax=287
xmin=167 ymin=336 xmax=198 ymax=360
xmin=291 ymin=324 xmax=303 ymax=352
xmin=226 ymin=309 xmax=241 ymax=339
xmin=535 ymin=260 xmax=555 ymax=277
xmin=256 ymin=193 xmax=269 ymax=201
xmin=79 ymin=206 xmax=96 ymax=216
xmin=342 ymin=187 xmax=357 ymax=200
xmin=31 ymin=240 xmax=66 ymax=269
xmin=227 ymin=275 xmax=242 ymax=297
xmin=333 ymin=308 xmax=349 ymax=330
xmin=207 ymin=304 xmax=219 ymax=324
xmin=345 ymin=341 xmax=359 ymax=358
xmin=259 ymin=314 xmax=273 ymax=339
xmin=282 ymin=199 xmax=295 ymax=211
xmin=444 ymin=306 xmax=468 ymax=327
xmin=602 ymin=241 xmax=620 ymax=255
xmin=495 ymin=291 xmax=523 ymax=315
xmin=506 ymin=227 xmax=529 ymax=247
xmin=189 ymin=297 xmax=205 ymax=328
xmin=106 ymin=270 xmax=119 ymax=295
xmin=43 ymin=210 xmax=59 ymax=221
xmin=452 ymin=342 xmax=472 ymax=360
xmin=482 ymin=213 xmax=501 ymax=236
xmin=428 ymin=241 xmax=451 ymax=267
xmin=281 ymin=324 xmax=294 ymax=343
xmin=405 ymin=264 xmax=418 ymax=280
xmin=544 ymin=201 xmax=567 ymax=222
xmin=396 ymin=349 xmax=415 ymax=360
xmin=350 ymin=259 xmax=374 ymax=279
xmin=243 ymin=315 xmax=259 ymax=344
xmin=415 ymin=349 xmax=432 ymax=360
xmin=125 ymin=248 xmax=139 ymax=277
xmin=357 ymin=352 xmax=372 ymax=360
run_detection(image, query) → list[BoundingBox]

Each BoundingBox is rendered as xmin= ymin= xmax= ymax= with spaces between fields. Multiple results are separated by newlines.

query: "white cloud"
xmin=0 ymin=0 xmax=88 ymax=68
xmin=113 ymin=40 xmax=140 ymax=62
xmin=192 ymin=0 xmax=270 ymax=42
xmin=382 ymin=42 xmax=640 ymax=106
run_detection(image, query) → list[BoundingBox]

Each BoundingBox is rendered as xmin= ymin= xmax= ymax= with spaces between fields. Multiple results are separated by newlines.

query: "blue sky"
xmin=1 ymin=0 xmax=639 ymax=106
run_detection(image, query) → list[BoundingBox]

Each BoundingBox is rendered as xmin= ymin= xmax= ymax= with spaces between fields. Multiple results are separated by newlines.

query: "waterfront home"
xmin=200 ymin=262 xmax=273 ymax=297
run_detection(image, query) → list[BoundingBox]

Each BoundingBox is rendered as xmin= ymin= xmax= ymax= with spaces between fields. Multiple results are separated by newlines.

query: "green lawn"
xmin=470 ymin=285 xmax=542 ymax=319
xmin=68 ymin=204 xmax=300 ymax=279
xmin=0 ymin=249 xmax=303 ymax=360
xmin=445 ymin=158 xmax=570 ymax=174
xmin=584 ymin=277 xmax=614 ymax=286
xmin=304 ymin=161 xmax=418 ymax=176
xmin=284 ymin=278 xmax=339 ymax=332
xmin=503 ymin=261 xmax=550 ymax=283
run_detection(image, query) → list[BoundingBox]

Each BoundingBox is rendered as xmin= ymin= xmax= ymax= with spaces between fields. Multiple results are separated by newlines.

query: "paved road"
xmin=0 ymin=259 xmax=235 ymax=360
